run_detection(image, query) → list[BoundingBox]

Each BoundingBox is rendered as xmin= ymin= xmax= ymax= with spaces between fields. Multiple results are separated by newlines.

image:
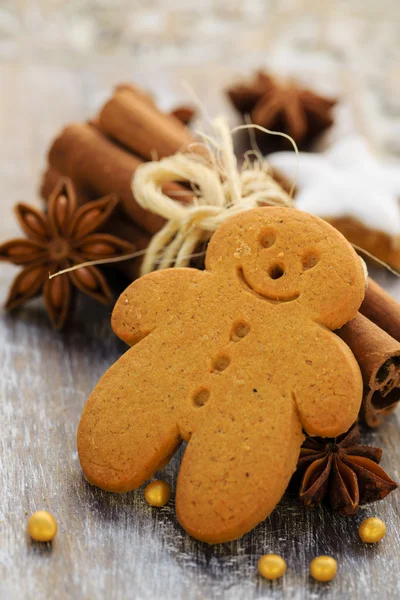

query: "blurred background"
xmin=1 ymin=0 xmax=400 ymax=227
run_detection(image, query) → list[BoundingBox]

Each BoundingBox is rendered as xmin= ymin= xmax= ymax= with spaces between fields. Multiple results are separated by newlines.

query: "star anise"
xmin=227 ymin=71 xmax=336 ymax=148
xmin=0 ymin=178 xmax=135 ymax=329
xmin=292 ymin=424 xmax=397 ymax=516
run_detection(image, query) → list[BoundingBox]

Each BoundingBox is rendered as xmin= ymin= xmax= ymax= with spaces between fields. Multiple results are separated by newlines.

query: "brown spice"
xmin=48 ymin=123 xmax=192 ymax=235
xmin=292 ymin=424 xmax=397 ymax=515
xmin=40 ymin=166 xmax=151 ymax=282
xmin=97 ymin=87 xmax=199 ymax=160
xmin=227 ymin=70 xmax=336 ymax=149
xmin=361 ymin=277 xmax=400 ymax=341
xmin=339 ymin=312 xmax=400 ymax=427
xmin=113 ymin=83 xmax=196 ymax=125
xmin=0 ymin=178 xmax=135 ymax=328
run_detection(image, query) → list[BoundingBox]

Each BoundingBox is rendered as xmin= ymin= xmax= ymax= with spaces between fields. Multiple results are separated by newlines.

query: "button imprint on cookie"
xmin=212 ymin=355 xmax=230 ymax=373
xmin=231 ymin=322 xmax=250 ymax=342
xmin=193 ymin=388 xmax=210 ymax=407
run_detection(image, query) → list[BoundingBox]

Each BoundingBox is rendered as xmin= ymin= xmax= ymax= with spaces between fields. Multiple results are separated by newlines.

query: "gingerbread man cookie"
xmin=78 ymin=207 xmax=365 ymax=544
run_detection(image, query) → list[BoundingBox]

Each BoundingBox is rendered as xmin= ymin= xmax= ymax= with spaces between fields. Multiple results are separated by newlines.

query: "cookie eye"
xmin=260 ymin=229 xmax=276 ymax=249
xmin=302 ymin=251 xmax=319 ymax=271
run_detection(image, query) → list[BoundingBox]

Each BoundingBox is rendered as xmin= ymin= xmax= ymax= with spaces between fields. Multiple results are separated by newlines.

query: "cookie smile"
xmin=238 ymin=268 xmax=300 ymax=303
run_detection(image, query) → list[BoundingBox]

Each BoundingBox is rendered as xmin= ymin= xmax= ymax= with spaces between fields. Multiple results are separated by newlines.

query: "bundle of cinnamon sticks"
xmin=40 ymin=82 xmax=400 ymax=428
xmin=41 ymin=84 xmax=198 ymax=278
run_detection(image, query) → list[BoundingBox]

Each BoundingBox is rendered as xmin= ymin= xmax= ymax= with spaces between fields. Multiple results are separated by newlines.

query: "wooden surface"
xmin=1 ymin=3 xmax=400 ymax=599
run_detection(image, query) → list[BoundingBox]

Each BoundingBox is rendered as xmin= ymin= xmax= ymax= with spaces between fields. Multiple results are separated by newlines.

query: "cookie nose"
xmin=268 ymin=263 xmax=285 ymax=280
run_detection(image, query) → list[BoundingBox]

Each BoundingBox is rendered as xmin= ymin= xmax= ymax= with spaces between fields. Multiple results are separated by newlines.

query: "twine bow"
xmin=132 ymin=117 xmax=293 ymax=275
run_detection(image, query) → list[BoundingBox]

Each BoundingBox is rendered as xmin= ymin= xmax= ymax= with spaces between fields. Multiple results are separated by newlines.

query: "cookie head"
xmin=206 ymin=207 xmax=365 ymax=329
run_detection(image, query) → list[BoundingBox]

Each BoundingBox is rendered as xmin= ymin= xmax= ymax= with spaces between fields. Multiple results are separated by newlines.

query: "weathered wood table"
xmin=1 ymin=3 xmax=400 ymax=598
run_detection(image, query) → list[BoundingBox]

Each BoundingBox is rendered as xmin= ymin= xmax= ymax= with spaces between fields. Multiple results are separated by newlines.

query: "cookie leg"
xmin=176 ymin=401 xmax=303 ymax=544
xmin=77 ymin=350 xmax=181 ymax=493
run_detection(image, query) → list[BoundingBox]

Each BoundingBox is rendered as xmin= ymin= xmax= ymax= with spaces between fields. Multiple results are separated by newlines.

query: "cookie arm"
xmin=293 ymin=331 xmax=363 ymax=438
xmin=112 ymin=267 xmax=207 ymax=345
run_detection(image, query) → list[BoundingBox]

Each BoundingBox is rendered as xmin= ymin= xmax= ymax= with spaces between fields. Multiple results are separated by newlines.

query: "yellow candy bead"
xmin=359 ymin=517 xmax=386 ymax=543
xmin=144 ymin=480 xmax=171 ymax=507
xmin=310 ymin=556 xmax=337 ymax=582
xmin=258 ymin=554 xmax=287 ymax=580
xmin=27 ymin=511 xmax=58 ymax=542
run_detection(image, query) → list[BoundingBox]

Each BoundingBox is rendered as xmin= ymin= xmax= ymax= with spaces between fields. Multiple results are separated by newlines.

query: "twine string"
xmin=132 ymin=117 xmax=295 ymax=275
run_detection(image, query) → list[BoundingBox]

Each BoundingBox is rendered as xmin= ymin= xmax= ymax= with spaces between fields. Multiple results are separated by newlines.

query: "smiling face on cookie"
xmin=206 ymin=207 xmax=365 ymax=329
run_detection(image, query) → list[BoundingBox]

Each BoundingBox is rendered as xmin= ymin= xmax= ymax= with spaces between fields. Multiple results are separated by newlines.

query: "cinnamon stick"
xmin=114 ymin=84 xmax=196 ymax=126
xmin=47 ymin=123 xmax=188 ymax=234
xmin=339 ymin=313 xmax=400 ymax=427
xmin=97 ymin=87 xmax=199 ymax=161
xmin=40 ymin=166 xmax=96 ymax=206
xmin=360 ymin=277 xmax=400 ymax=342
xmin=114 ymin=83 xmax=158 ymax=109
